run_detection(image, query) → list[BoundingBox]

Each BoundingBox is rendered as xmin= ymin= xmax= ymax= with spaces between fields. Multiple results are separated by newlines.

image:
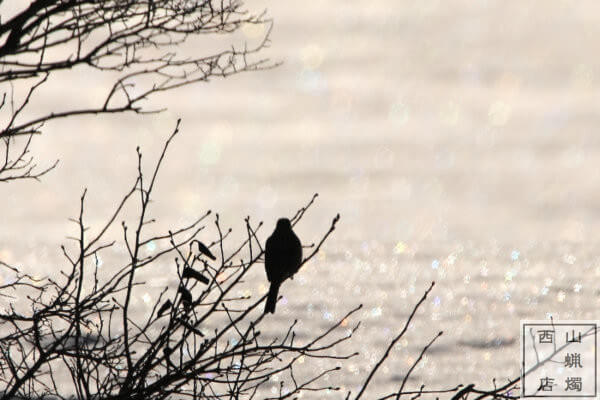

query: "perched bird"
xmin=264 ymin=218 xmax=302 ymax=314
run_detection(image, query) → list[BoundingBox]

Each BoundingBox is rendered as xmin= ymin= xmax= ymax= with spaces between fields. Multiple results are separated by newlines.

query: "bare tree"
xmin=0 ymin=122 xmax=531 ymax=400
xmin=0 ymin=121 xmax=352 ymax=399
xmin=0 ymin=0 xmax=275 ymax=182
xmin=0 ymin=3 xmax=549 ymax=399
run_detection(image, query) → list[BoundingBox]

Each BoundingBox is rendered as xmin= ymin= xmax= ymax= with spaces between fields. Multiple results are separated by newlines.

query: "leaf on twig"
xmin=182 ymin=266 xmax=209 ymax=284
xmin=157 ymin=299 xmax=172 ymax=317
xmin=193 ymin=239 xmax=216 ymax=260
xmin=178 ymin=285 xmax=192 ymax=308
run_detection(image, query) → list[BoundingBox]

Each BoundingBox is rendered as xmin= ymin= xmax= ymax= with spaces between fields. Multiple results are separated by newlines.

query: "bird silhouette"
xmin=264 ymin=218 xmax=302 ymax=314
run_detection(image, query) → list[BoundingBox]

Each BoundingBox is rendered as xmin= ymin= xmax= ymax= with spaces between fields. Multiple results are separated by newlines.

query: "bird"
xmin=264 ymin=218 xmax=302 ymax=314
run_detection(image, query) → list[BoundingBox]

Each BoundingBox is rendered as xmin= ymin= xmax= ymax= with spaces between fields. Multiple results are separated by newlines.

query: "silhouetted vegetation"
xmin=0 ymin=0 xmax=275 ymax=183
xmin=0 ymin=2 xmax=546 ymax=399
xmin=0 ymin=121 xmax=350 ymax=399
xmin=0 ymin=122 xmax=526 ymax=399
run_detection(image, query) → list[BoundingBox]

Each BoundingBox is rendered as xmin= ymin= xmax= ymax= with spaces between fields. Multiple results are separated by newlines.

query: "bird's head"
xmin=276 ymin=218 xmax=292 ymax=230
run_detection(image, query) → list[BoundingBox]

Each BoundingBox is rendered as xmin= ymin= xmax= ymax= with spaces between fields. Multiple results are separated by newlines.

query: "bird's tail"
xmin=264 ymin=283 xmax=280 ymax=314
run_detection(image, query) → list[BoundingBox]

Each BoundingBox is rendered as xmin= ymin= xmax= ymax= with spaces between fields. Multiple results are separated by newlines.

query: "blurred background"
xmin=2 ymin=0 xmax=600 ymax=395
